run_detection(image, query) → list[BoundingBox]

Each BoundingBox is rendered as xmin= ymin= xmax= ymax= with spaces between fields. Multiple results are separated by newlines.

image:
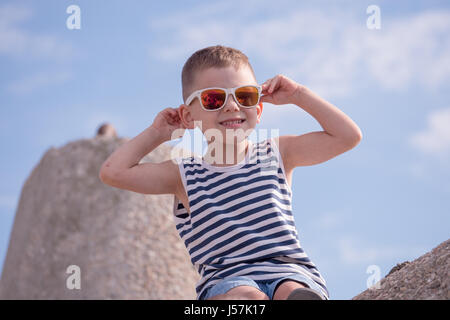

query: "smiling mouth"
xmin=220 ymin=119 xmax=246 ymax=128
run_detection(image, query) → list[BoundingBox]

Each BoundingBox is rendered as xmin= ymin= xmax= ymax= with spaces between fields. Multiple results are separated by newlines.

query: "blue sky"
xmin=1 ymin=0 xmax=449 ymax=299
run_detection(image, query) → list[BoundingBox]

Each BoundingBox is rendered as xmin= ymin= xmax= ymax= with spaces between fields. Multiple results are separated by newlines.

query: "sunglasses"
xmin=185 ymin=85 xmax=262 ymax=111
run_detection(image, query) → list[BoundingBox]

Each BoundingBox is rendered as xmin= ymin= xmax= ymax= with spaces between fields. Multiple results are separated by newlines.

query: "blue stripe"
xmin=175 ymin=220 xmax=190 ymax=230
xmin=185 ymin=166 xmax=216 ymax=176
xmin=188 ymin=204 xmax=295 ymax=249
xmin=182 ymin=159 xmax=202 ymax=168
xmin=182 ymin=143 xmax=270 ymax=174
xmin=202 ymin=233 xmax=298 ymax=265
xmin=190 ymin=178 xmax=290 ymax=213
xmin=266 ymin=258 xmax=318 ymax=274
xmin=207 ymin=267 xmax=298 ymax=285
xmin=191 ymin=192 xmax=293 ymax=230
xmin=176 ymin=223 xmax=192 ymax=239
xmin=188 ymin=167 xmax=279 ymax=197
xmin=190 ymin=209 xmax=296 ymax=253
xmin=190 ymin=218 xmax=294 ymax=262
xmin=187 ymin=167 xmax=290 ymax=200
xmin=215 ymin=247 xmax=308 ymax=270
xmin=203 ymin=250 xmax=308 ymax=278
xmin=186 ymin=155 xmax=279 ymax=184
xmin=183 ymin=201 xmax=286 ymax=246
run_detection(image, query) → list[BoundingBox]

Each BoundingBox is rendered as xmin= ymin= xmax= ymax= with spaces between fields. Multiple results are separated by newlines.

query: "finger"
xmin=260 ymin=94 xmax=274 ymax=104
xmin=262 ymin=77 xmax=272 ymax=86
xmin=270 ymin=75 xmax=280 ymax=93
xmin=263 ymin=76 xmax=276 ymax=90
xmin=262 ymin=80 xmax=271 ymax=93
xmin=171 ymin=114 xmax=181 ymax=124
xmin=177 ymin=106 xmax=183 ymax=118
xmin=170 ymin=110 xmax=181 ymax=123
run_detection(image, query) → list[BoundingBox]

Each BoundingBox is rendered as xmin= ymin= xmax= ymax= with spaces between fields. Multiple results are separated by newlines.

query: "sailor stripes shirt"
xmin=172 ymin=137 xmax=329 ymax=299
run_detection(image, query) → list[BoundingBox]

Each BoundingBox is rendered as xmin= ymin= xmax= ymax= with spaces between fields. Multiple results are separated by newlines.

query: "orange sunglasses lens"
xmin=235 ymin=86 xmax=259 ymax=106
xmin=201 ymin=89 xmax=226 ymax=110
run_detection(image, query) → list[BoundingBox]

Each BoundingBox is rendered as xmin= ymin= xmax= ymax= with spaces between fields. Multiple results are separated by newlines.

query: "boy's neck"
xmin=203 ymin=139 xmax=249 ymax=167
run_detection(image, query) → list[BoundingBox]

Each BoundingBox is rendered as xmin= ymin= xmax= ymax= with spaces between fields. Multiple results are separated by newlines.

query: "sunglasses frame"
xmin=185 ymin=85 xmax=262 ymax=111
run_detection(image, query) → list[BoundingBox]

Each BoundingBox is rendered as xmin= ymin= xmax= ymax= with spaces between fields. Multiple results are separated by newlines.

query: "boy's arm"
xmin=261 ymin=75 xmax=362 ymax=170
xmin=277 ymin=85 xmax=362 ymax=171
xmin=99 ymin=125 xmax=180 ymax=196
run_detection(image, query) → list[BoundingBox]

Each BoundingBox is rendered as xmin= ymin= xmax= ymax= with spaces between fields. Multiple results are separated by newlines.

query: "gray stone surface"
xmin=0 ymin=133 xmax=199 ymax=299
xmin=353 ymin=239 xmax=449 ymax=300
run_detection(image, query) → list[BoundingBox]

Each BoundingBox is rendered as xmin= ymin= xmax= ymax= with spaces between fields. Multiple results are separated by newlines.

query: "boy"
xmin=99 ymin=45 xmax=362 ymax=300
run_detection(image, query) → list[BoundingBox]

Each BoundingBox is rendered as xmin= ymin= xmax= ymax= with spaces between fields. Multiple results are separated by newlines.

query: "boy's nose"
xmin=222 ymin=93 xmax=240 ymax=112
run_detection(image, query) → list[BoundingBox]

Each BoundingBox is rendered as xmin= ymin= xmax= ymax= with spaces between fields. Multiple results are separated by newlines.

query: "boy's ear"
xmin=256 ymin=102 xmax=263 ymax=123
xmin=178 ymin=104 xmax=196 ymax=129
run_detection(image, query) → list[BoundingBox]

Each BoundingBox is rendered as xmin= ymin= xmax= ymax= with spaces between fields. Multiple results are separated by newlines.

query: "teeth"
xmin=222 ymin=120 xmax=243 ymax=125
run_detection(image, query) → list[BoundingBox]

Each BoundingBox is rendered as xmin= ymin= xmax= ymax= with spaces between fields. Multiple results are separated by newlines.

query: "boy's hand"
xmin=261 ymin=74 xmax=302 ymax=105
xmin=150 ymin=107 xmax=186 ymax=141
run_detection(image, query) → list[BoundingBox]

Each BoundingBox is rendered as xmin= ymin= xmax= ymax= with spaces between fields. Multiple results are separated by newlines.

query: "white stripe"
xmin=184 ymin=144 xmax=275 ymax=183
xmin=190 ymin=182 xmax=290 ymax=215
xmin=190 ymin=220 xmax=300 ymax=262
xmin=189 ymin=187 xmax=293 ymax=226
xmin=186 ymin=160 xmax=280 ymax=196
xmin=187 ymin=204 xmax=295 ymax=250
xmin=195 ymin=233 xmax=304 ymax=266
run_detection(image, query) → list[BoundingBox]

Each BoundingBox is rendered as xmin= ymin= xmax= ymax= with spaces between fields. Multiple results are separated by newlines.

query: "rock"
xmin=96 ymin=123 xmax=117 ymax=138
xmin=386 ymin=261 xmax=410 ymax=277
xmin=353 ymin=239 xmax=449 ymax=300
xmin=0 ymin=129 xmax=200 ymax=299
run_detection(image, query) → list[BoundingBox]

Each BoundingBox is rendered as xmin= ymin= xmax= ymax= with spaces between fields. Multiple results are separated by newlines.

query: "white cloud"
xmin=0 ymin=194 xmax=18 ymax=211
xmin=312 ymin=211 xmax=344 ymax=230
xmin=0 ymin=3 xmax=73 ymax=60
xmin=337 ymin=235 xmax=427 ymax=265
xmin=408 ymin=107 xmax=450 ymax=157
xmin=407 ymin=162 xmax=428 ymax=180
xmin=148 ymin=1 xmax=450 ymax=99
xmin=0 ymin=3 xmax=76 ymax=95
xmin=363 ymin=11 xmax=450 ymax=91
xmin=7 ymin=70 xmax=71 ymax=94
xmin=0 ymin=4 xmax=31 ymax=54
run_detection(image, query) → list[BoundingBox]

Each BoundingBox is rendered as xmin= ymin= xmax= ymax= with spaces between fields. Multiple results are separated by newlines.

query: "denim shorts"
xmin=199 ymin=273 xmax=326 ymax=300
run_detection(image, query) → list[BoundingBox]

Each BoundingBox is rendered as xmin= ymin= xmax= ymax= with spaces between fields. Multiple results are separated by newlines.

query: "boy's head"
xmin=181 ymin=45 xmax=256 ymax=102
xmin=179 ymin=45 xmax=263 ymax=144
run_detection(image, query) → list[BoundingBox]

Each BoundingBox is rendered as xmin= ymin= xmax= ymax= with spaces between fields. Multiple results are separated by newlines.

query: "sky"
xmin=1 ymin=0 xmax=449 ymax=300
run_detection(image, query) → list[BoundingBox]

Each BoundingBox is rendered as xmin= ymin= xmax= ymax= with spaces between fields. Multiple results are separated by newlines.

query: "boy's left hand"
xmin=261 ymin=74 xmax=302 ymax=105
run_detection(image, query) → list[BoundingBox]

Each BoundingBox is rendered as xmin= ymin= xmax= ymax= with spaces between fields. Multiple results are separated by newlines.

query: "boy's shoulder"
xmin=170 ymin=138 xmax=279 ymax=168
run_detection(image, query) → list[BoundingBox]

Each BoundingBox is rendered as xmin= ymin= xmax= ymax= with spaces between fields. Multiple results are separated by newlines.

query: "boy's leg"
xmin=207 ymin=285 xmax=269 ymax=300
xmin=272 ymin=280 xmax=307 ymax=300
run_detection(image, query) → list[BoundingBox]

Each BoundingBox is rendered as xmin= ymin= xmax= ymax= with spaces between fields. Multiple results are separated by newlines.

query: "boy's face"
xmin=179 ymin=65 xmax=263 ymax=144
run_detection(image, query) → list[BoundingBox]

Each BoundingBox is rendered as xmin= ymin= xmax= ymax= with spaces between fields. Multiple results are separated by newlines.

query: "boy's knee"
xmin=240 ymin=287 xmax=269 ymax=300
xmin=210 ymin=285 xmax=269 ymax=300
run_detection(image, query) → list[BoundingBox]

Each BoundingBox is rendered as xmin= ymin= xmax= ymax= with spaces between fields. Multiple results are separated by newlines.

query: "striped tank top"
xmin=172 ymin=137 xmax=329 ymax=299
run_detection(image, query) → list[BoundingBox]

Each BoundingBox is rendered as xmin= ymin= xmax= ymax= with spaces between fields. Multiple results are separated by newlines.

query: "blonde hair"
xmin=181 ymin=45 xmax=256 ymax=102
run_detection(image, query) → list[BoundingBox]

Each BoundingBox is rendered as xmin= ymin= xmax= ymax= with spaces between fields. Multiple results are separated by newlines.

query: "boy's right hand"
xmin=150 ymin=107 xmax=186 ymax=141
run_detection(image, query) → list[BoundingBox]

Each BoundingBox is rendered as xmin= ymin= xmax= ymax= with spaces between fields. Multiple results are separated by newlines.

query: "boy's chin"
xmin=214 ymin=134 xmax=250 ymax=145
xmin=202 ymin=126 xmax=253 ymax=144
